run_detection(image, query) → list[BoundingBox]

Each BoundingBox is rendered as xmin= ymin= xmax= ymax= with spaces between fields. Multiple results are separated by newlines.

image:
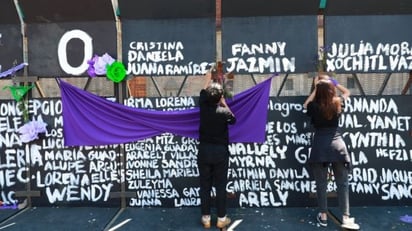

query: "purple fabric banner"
xmin=60 ymin=77 xmax=272 ymax=146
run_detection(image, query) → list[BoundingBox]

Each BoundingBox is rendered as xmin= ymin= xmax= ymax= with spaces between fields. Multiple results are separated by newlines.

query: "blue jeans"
xmin=311 ymin=162 xmax=350 ymax=216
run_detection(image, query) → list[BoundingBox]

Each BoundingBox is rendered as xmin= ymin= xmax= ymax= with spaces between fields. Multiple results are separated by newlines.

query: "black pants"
xmin=311 ymin=162 xmax=350 ymax=216
xmin=197 ymin=143 xmax=229 ymax=217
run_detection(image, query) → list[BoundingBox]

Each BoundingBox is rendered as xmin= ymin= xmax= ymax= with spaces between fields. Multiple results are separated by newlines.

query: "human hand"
xmin=205 ymin=71 xmax=212 ymax=79
xmin=203 ymin=71 xmax=212 ymax=89
xmin=314 ymin=76 xmax=320 ymax=85
xmin=219 ymin=96 xmax=227 ymax=106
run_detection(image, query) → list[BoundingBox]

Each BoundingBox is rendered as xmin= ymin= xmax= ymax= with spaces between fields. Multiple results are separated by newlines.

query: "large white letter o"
xmin=58 ymin=29 xmax=93 ymax=75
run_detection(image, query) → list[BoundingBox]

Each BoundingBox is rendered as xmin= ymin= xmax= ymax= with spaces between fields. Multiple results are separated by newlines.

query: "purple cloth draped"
xmin=60 ymin=77 xmax=272 ymax=146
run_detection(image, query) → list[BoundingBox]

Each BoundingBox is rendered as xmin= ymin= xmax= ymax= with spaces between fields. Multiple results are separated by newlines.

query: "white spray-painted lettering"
xmin=58 ymin=29 xmax=93 ymax=75
xmin=327 ymin=41 xmax=412 ymax=72
xmin=226 ymin=42 xmax=295 ymax=73
xmin=127 ymin=41 xmax=210 ymax=75
xmin=1 ymin=95 xmax=411 ymax=207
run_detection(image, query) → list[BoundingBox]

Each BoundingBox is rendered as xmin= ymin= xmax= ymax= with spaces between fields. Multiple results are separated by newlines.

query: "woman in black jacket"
xmin=304 ymin=74 xmax=359 ymax=230
xmin=198 ymin=71 xmax=236 ymax=229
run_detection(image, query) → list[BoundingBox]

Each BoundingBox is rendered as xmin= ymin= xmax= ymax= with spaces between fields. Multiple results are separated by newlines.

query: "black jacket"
xmin=199 ymin=89 xmax=236 ymax=145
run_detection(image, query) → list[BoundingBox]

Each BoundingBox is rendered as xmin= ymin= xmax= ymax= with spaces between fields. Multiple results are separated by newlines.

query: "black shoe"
xmin=317 ymin=213 xmax=327 ymax=227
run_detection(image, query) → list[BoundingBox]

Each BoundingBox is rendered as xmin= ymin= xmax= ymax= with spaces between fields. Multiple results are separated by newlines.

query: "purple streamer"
xmin=0 ymin=204 xmax=18 ymax=210
xmin=0 ymin=63 xmax=28 ymax=78
xmin=400 ymin=215 xmax=412 ymax=224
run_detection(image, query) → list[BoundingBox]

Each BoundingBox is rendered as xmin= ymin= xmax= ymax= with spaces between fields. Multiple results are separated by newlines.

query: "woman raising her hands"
xmin=304 ymin=75 xmax=360 ymax=230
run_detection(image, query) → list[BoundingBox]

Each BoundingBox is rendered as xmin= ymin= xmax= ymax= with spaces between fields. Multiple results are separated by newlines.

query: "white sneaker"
xmin=201 ymin=216 xmax=211 ymax=229
xmin=341 ymin=217 xmax=360 ymax=230
xmin=216 ymin=217 xmax=231 ymax=228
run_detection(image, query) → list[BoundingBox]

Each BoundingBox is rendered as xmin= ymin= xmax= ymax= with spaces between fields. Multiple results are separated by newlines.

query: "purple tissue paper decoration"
xmin=87 ymin=53 xmax=115 ymax=77
xmin=93 ymin=57 xmax=106 ymax=76
xmin=101 ymin=53 xmax=115 ymax=65
xmin=94 ymin=53 xmax=115 ymax=76
xmin=400 ymin=215 xmax=412 ymax=224
xmin=17 ymin=119 xmax=47 ymax=143
xmin=60 ymin=76 xmax=274 ymax=146
xmin=0 ymin=204 xmax=18 ymax=210
xmin=87 ymin=55 xmax=98 ymax=77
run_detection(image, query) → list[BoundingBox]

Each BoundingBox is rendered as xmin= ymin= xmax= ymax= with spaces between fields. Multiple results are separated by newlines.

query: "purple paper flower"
xmin=94 ymin=53 xmax=115 ymax=76
xmin=17 ymin=119 xmax=47 ymax=143
xmin=93 ymin=56 xmax=107 ymax=76
xmin=87 ymin=55 xmax=98 ymax=77
xmin=101 ymin=53 xmax=115 ymax=65
xmin=86 ymin=53 xmax=116 ymax=77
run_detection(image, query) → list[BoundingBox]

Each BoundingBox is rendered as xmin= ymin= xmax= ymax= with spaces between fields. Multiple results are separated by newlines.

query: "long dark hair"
xmin=314 ymin=80 xmax=340 ymax=120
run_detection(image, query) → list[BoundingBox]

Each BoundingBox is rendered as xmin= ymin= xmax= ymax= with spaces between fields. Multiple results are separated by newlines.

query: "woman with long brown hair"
xmin=304 ymin=74 xmax=360 ymax=230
